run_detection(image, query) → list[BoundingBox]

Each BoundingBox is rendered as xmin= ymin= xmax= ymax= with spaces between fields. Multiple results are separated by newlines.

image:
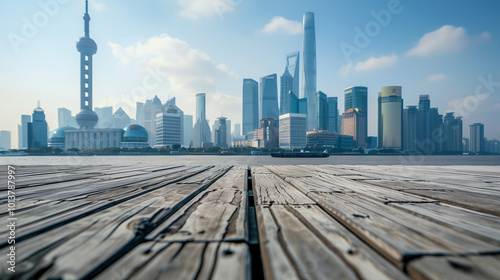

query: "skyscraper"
xmin=345 ymin=86 xmax=368 ymax=143
xmin=58 ymin=108 xmax=76 ymax=128
xmin=279 ymin=113 xmax=307 ymax=150
xmin=75 ymin=0 xmax=99 ymax=130
xmin=143 ymin=96 xmax=163 ymax=147
xmin=193 ymin=93 xmax=211 ymax=147
xmin=183 ymin=115 xmax=193 ymax=147
xmin=469 ymin=123 xmax=485 ymax=153
xmin=156 ymin=106 xmax=183 ymax=147
xmin=136 ymin=102 xmax=144 ymax=126
xmin=302 ymin=12 xmax=317 ymax=131
xmin=443 ymin=113 xmax=463 ymax=153
xmin=0 ymin=131 xmax=11 ymax=150
xmin=315 ymin=91 xmax=329 ymax=131
xmin=417 ymin=95 xmax=431 ymax=150
xmin=95 ymin=106 xmax=113 ymax=128
xmin=214 ymin=117 xmax=228 ymax=148
xmin=164 ymin=97 xmax=184 ymax=145
xmin=28 ymin=105 xmax=48 ymax=149
xmin=113 ymin=107 xmax=131 ymax=129
xmin=378 ymin=86 xmax=403 ymax=150
xmin=328 ymin=97 xmax=338 ymax=132
xmin=259 ymin=74 xmax=279 ymax=121
xmin=342 ymin=108 xmax=367 ymax=149
xmin=286 ymin=52 xmax=300 ymax=96
xmin=280 ymin=68 xmax=294 ymax=115
xmin=18 ymin=114 xmax=31 ymax=149
xmin=429 ymin=108 xmax=443 ymax=153
xmin=242 ymin=79 xmax=259 ymax=136
xmin=403 ymin=106 xmax=418 ymax=151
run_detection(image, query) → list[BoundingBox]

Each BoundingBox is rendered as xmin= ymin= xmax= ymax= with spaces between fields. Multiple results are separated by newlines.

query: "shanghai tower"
xmin=302 ymin=12 xmax=317 ymax=131
xmin=75 ymin=0 xmax=98 ymax=129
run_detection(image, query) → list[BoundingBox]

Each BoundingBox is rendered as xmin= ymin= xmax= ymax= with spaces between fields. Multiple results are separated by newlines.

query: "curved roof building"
xmin=48 ymin=126 xmax=77 ymax=149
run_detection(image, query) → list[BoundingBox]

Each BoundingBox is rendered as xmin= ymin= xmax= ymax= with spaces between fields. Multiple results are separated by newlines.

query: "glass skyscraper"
xmin=259 ymin=74 xmax=279 ymax=121
xmin=469 ymin=123 xmax=485 ymax=153
xmin=193 ymin=93 xmax=211 ymax=147
xmin=280 ymin=68 xmax=294 ymax=115
xmin=378 ymin=86 xmax=403 ymax=150
xmin=28 ymin=105 xmax=48 ymax=149
xmin=242 ymin=79 xmax=259 ymax=136
xmin=345 ymin=86 xmax=368 ymax=142
xmin=403 ymin=106 xmax=418 ymax=151
xmin=328 ymin=97 xmax=338 ymax=132
xmin=286 ymin=52 xmax=300 ymax=97
xmin=302 ymin=12 xmax=317 ymax=131
xmin=315 ymin=91 xmax=329 ymax=131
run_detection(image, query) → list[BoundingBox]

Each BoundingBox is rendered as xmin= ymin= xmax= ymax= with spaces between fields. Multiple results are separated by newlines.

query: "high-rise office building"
xmin=18 ymin=114 xmax=31 ymax=149
xmin=279 ymin=113 xmax=307 ymax=150
xmin=155 ymin=106 xmax=183 ymax=147
xmin=75 ymin=0 xmax=99 ymax=130
xmin=164 ymin=97 xmax=184 ymax=145
xmin=28 ymin=105 xmax=48 ymax=149
xmin=429 ymin=108 xmax=443 ymax=153
xmin=95 ymin=106 xmax=113 ymax=128
xmin=345 ymin=86 xmax=368 ymax=142
xmin=242 ymin=79 xmax=259 ymax=136
xmin=136 ymin=102 xmax=144 ymax=126
xmin=417 ymin=95 xmax=431 ymax=151
xmin=259 ymin=74 xmax=279 ymax=121
xmin=255 ymin=118 xmax=279 ymax=149
xmin=58 ymin=108 xmax=76 ymax=128
xmin=315 ymin=91 xmax=329 ymax=131
xmin=214 ymin=117 xmax=228 ymax=148
xmin=442 ymin=113 xmax=463 ymax=153
xmin=232 ymin=124 xmax=241 ymax=138
xmin=302 ymin=12 xmax=317 ymax=131
xmin=286 ymin=52 xmax=300 ymax=97
xmin=143 ymin=96 xmax=163 ymax=147
xmin=469 ymin=123 xmax=485 ymax=153
xmin=378 ymin=86 xmax=403 ymax=150
xmin=0 ymin=131 xmax=11 ymax=150
xmin=280 ymin=68 xmax=294 ymax=115
xmin=342 ymin=108 xmax=367 ymax=149
xmin=183 ymin=115 xmax=193 ymax=147
xmin=403 ymin=106 xmax=418 ymax=151
xmin=299 ymin=98 xmax=307 ymax=115
xmin=328 ymin=97 xmax=338 ymax=133
xmin=193 ymin=93 xmax=211 ymax=147
xmin=113 ymin=107 xmax=131 ymax=129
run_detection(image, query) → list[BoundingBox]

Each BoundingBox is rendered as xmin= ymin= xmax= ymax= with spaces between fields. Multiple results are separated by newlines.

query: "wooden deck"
xmin=1 ymin=164 xmax=500 ymax=279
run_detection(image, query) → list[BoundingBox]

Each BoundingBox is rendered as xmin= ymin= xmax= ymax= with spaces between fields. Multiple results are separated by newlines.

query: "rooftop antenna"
xmin=37 ymin=100 xmax=40 ymax=108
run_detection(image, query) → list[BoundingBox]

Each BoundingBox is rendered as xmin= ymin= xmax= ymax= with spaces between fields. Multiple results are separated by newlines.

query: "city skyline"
xmin=2 ymin=1 xmax=500 ymax=148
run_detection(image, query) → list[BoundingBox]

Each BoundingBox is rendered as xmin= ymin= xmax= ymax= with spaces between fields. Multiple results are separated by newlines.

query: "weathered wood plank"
xmin=311 ymin=192 xmax=500 ymax=266
xmin=148 ymin=166 xmax=248 ymax=242
xmin=0 ymin=166 xmax=229 ymax=279
xmin=252 ymin=167 xmax=315 ymax=205
xmin=407 ymin=255 xmax=500 ymax=280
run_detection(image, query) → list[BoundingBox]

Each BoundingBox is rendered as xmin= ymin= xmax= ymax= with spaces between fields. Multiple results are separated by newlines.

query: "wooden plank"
xmin=93 ymin=242 xmax=250 ymax=280
xmin=303 ymin=191 xmax=500 ymax=266
xmin=407 ymin=255 xmax=500 ymax=280
xmin=252 ymin=167 xmax=315 ymax=205
xmin=257 ymin=205 xmax=360 ymax=280
xmin=390 ymin=202 xmax=500 ymax=245
xmin=148 ymin=166 xmax=248 ymax=242
xmin=0 ymin=166 xmax=229 ymax=279
xmin=268 ymin=165 xmax=438 ymax=204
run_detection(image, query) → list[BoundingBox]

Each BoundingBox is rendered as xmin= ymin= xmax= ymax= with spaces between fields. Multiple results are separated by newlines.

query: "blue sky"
xmin=2 ymin=0 xmax=500 ymax=148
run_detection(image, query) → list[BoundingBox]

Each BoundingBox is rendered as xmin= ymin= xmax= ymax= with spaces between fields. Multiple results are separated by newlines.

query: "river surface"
xmin=1 ymin=155 xmax=499 ymax=166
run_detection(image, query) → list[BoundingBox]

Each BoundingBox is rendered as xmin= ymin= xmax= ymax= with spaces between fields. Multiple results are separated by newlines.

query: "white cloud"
xmin=407 ymin=25 xmax=490 ymax=57
xmin=339 ymin=63 xmax=353 ymax=77
xmin=354 ymin=54 xmax=398 ymax=71
xmin=261 ymin=16 xmax=302 ymax=35
xmin=178 ymin=0 xmax=233 ymax=20
xmin=108 ymin=34 xmax=240 ymax=119
xmin=426 ymin=73 xmax=452 ymax=83
xmin=92 ymin=2 xmax=106 ymax=12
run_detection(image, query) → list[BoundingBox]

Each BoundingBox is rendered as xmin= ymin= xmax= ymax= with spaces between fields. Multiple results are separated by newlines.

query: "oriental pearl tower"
xmin=75 ymin=0 xmax=98 ymax=129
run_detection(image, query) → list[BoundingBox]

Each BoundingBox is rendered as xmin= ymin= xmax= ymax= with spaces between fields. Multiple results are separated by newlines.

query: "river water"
xmin=1 ymin=155 xmax=499 ymax=166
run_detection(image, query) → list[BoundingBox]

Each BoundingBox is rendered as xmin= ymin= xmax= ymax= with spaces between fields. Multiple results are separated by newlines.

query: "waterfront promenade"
xmin=1 ymin=164 xmax=499 ymax=279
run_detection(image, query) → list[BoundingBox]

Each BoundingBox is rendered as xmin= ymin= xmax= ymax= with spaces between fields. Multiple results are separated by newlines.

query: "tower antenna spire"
xmin=84 ymin=0 xmax=90 ymax=37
